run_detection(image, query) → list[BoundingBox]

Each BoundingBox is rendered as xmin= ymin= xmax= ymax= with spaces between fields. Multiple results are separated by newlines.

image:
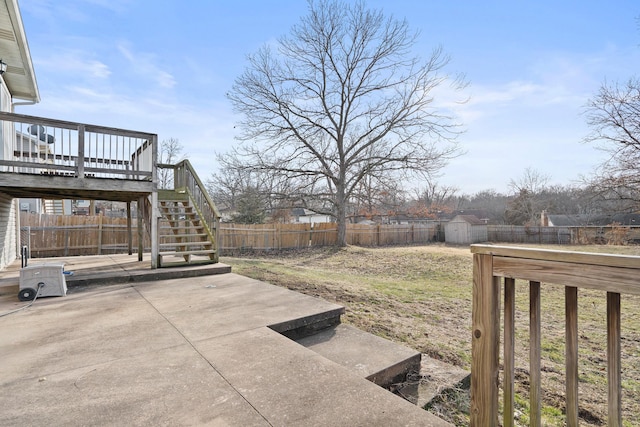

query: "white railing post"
xmin=77 ymin=124 xmax=85 ymax=178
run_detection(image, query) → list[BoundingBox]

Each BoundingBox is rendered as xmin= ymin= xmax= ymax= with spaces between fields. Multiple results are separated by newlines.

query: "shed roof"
xmin=548 ymin=213 xmax=640 ymax=227
xmin=451 ymin=214 xmax=485 ymax=225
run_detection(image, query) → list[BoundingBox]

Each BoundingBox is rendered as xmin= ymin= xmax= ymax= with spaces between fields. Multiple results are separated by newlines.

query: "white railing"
xmin=0 ymin=112 xmax=155 ymax=179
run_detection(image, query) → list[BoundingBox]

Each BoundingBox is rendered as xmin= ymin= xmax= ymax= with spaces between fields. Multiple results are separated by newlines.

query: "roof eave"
xmin=5 ymin=0 xmax=39 ymax=103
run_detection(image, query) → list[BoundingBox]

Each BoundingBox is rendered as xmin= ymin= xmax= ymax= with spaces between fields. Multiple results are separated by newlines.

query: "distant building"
xmin=542 ymin=211 xmax=640 ymax=227
xmin=291 ymin=208 xmax=332 ymax=224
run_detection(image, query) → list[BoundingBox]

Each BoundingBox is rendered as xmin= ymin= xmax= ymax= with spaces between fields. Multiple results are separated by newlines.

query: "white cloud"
xmin=33 ymin=48 xmax=112 ymax=80
xmin=117 ymin=43 xmax=176 ymax=89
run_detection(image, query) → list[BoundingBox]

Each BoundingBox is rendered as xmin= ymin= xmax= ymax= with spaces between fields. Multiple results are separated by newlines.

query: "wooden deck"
xmin=0 ymin=171 xmax=153 ymax=202
xmin=0 ymin=111 xmax=156 ymax=202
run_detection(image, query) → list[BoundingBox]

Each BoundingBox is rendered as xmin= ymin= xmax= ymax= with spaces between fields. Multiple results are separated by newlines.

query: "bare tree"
xmin=505 ymin=167 xmax=551 ymax=225
xmin=413 ymin=179 xmax=459 ymax=209
xmin=227 ymin=0 xmax=464 ymax=245
xmin=207 ymin=152 xmax=301 ymax=222
xmin=583 ymin=78 xmax=640 ymax=210
xmin=158 ymin=137 xmax=186 ymax=189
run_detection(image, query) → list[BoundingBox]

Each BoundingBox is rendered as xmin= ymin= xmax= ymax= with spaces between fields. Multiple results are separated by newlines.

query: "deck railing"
xmin=470 ymin=244 xmax=639 ymax=426
xmin=0 ymin=111 xmax=156 ymax=179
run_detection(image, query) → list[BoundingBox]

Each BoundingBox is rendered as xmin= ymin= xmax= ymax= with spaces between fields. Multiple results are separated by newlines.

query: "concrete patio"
xmin=0 ymin=255 xmax=451 ymax=426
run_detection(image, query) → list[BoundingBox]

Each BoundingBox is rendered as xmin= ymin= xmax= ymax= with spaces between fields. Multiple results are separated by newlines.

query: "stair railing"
xmin=158 ymin=160 xmax=220 ymax=262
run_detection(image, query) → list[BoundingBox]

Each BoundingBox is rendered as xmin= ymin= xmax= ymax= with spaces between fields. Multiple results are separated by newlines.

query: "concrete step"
xmin=295 ymin=323 xmax=421 ymax=388
xmin=64 ymin=262 xmax=232 ymax=287
xmin=196 ymin=326 xmax=452 ymax=426
xmin=395 ymin=355 xmax=471 ymax=409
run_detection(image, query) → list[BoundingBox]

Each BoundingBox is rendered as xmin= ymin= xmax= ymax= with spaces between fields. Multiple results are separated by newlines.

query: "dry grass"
xmin=221 ymin=244 xmax=640 ymax=426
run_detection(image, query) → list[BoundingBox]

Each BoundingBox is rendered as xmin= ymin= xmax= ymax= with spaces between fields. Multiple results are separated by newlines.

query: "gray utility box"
xmin=19 ymin=263 xmax=67 ymax=298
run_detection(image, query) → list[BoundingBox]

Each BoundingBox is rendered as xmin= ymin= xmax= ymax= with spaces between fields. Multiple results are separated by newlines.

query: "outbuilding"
xmin=444 ymin=215 xmax=488 ymax=245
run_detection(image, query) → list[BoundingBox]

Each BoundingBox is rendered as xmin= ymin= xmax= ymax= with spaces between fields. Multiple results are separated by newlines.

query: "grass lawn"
xmin=221 ymin=243 xmax=640 ymax=426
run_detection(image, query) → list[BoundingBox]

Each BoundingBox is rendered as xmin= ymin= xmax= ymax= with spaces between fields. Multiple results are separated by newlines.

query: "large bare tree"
xmin=227 ymin=0 xmax=464 ymax=245
xmin=583 ymin=78 xmax=640 ymax=210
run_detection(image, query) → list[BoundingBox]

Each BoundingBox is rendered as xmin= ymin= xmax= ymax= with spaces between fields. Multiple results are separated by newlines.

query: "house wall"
xmin=295 ymin=214 xmax=333 ymax=224
xmin=0 ymin=77 xmax=17 ymax=269
xmin=0 ymin=191 xmax=17 ymax=269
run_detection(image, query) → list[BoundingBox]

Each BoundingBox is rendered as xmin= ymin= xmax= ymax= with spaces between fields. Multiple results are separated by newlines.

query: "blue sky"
xmin=16 ymin=0 xmax=640 ymax=195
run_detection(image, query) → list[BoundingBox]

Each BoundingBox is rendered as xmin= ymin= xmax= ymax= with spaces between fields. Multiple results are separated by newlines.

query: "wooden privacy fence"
xmin=20 ymin=212 xmax=148 ymax=257
xmin=470 ymin=244 xmax=637 ymax=426
xmin=20 ymin=214 xmax=440 ymax=256
xmin=488 ymin=225 xmax=640 ymax=245
xmin=220 ymin=222 xmax=438 ymax=252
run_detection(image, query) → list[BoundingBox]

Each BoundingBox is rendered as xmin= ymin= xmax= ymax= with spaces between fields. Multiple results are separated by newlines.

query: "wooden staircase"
xmin=157 ymin=187 xmax=219 ymax=267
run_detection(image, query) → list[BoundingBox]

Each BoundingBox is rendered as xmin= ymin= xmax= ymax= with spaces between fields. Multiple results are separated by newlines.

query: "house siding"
xmin=0 ymin=191 xmax=16 ymax=269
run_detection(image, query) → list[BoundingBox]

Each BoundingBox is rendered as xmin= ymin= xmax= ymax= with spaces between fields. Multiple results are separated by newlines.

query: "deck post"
xmin=127 ymin=201 xmax=132 ymax=256
xmin=150 ymin=191 xmax=158 ymax=268
xmin=471 ymin=252 xmax=500 ymax=426
xmin=150 ymin=135 xmax=159 ymax=268
xmin=137 ymin=197 xmax=144 ymax=262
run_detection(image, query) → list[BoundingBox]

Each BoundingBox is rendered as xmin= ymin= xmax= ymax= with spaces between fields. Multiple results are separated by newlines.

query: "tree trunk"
xmin=336 ymin=182 xmax=347 ymax=247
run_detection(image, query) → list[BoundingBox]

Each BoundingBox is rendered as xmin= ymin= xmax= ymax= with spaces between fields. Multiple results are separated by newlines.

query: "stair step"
xmin=160 ymin=204 xmax=195 ymax=214
xmin=159 ymin=249 xmax=217 ymax=257
xmin=159 ymin=233 xmax=209 ymax=239
xmin=161 ymin=216 xmax=197 ymax=221
xmin=159 ymin=223 xmax=204 ymax=228
xmin=159 ymin=221 xmax=202 ymax=226
xmin=157 ymin=191 xmax=219 ymax=267
xmin=296 ymin=323 xmax=420 ymax=388
xmin=157 ymin=190 xmax=189 ymax=201
xmin=159 ymin=243 xmax=213 ymax=249
xmin=201 ymin=327 xmax=451 ymax=426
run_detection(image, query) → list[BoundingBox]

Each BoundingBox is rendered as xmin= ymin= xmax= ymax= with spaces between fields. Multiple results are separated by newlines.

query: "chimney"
xmin=541 ymin=210 xmax=549 ymax=226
